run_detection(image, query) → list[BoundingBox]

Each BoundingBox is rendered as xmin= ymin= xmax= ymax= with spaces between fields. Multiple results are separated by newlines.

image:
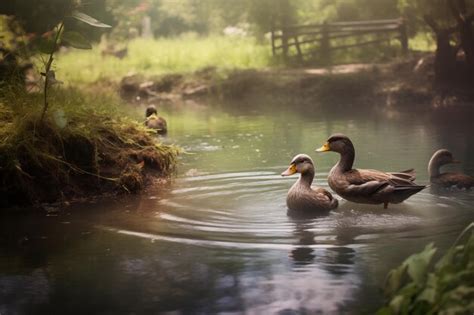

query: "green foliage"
xmin=378 ymin=223 xmax=474 ymax=315
xmin=36 ymin=9 xmax=110 ymax=120
xmin=61 ymin=31 xmax=92 ymax=49
xmin=71 ymin=10 xmax=112 ymax=28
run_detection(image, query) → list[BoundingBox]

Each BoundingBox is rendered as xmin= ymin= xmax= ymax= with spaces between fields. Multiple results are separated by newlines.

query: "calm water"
xmin=1 ymin=98 xmax=474 ymax=314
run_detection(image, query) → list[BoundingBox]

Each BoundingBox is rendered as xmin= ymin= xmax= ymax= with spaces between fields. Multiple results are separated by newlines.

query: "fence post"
xmin=294 ymin=35 xmax=303 ymax=63
xmin=321 ymin=21 xmax=331 ymax=65
xmin=271 ymin=28 xmax=276 ymax=56
xmin=282 ymin=28 xmax=289 ymax=61
xmin=399 ymin=18 xmax=408 ymax=55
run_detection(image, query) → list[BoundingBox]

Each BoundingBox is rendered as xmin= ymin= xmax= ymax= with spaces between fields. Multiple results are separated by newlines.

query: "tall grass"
xmin=55 ymin=35 xmax=275 ymax=84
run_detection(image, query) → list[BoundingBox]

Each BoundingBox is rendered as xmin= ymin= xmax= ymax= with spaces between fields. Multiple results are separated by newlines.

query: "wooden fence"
xmin=271 ymin=18 xmax=408 ymax=63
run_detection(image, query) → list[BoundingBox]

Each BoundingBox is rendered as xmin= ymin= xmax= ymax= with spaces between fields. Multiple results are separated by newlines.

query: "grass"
xmin=0 ymin=85 xmax=179 ymax=208
xmin=54 ymin=35 xmax=276 ymax=84
xmin=409 ymin=33 xmax=436 ymax=52
xmin=52 ymin=33 xmax=437 ymax=86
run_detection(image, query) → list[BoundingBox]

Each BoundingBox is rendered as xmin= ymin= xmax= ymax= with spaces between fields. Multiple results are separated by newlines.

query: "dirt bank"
xmin=118 ymin=54 xmax=474 ymax=109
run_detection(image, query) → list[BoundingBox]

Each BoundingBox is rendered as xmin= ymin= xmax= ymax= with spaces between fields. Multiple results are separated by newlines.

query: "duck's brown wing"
xmin=311 ymin=187 xmax=338 ymax=209
xmin=389 ymin=169 xmax=416 ymax=181
xmin=344 ymin=168 xmax=421 ymax=196
xmin=312 ymin=187 xmax=334 ymax=201
xmin=146 ymin=116 xmax=167 ymax=132
xmin=437 ymin=172 xmax=474 ymax=188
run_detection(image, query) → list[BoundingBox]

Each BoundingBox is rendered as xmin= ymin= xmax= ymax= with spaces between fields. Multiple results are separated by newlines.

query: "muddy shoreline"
xmin=117 ymin=55 xmax=474 ymax=110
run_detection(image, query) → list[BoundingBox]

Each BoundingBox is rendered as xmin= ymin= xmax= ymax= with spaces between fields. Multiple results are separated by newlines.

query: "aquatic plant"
xmin=378 ymin=223 xmax=474 ymax=315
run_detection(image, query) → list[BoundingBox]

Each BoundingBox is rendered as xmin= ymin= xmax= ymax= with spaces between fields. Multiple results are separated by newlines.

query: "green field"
xmin=55 ymin=36 xmax=275 ymax=84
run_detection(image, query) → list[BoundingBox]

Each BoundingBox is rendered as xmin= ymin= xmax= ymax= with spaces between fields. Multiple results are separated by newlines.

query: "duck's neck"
xmin=428 ymin=159 xmax=441 ymax=178
xmin=298 ymin=169 xmax=314 ymax=188
xmin=335 ymin=146 xmax=355 ymax=173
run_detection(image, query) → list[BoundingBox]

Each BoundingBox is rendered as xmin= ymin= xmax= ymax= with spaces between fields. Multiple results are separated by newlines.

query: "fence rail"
xmin=271 ymin=18 xmax=408 ymax=63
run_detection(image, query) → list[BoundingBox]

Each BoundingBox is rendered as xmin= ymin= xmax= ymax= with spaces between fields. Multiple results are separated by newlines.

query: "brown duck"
xmin=316 ymin=134 xmax=425 ymax=209
xmin=281 ymin=154 xmax=338 ymax=213
xmin=428 ymin=149 xmax=474 ymax=189
xmin=145 ymin=105 xmax=167 ymax=135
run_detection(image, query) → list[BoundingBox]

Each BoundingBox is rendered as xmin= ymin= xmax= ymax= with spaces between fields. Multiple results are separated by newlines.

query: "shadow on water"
xmin=1 ymin=96 xmax=474 ymax=314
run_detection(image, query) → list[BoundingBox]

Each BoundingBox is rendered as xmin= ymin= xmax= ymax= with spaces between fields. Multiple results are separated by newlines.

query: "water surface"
xmin=1 ymin=99 xmax=474 ymax=314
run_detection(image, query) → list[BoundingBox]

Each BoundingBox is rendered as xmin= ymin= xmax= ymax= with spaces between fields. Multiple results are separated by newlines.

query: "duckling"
xmin=145 ymin=105 xmax=167 ymax=135
xmin=428 ymin=149 xmax=474 ymax=189
xmin=316 ymin=134 xmax=425 ymax=209
xmin=281 ymin=154 xmax=338 ymax=213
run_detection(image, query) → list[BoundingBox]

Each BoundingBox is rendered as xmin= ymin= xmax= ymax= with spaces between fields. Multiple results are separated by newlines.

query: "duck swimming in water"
xmin=145 ymin=105 xmax=167 ymax=135
xmin=281 ymin=154 xmax=338 ymax=213
xmin=316 ymin=134 xmax=425 ymax=209
xmin=428 ymin=149 xmax=474 ymax=189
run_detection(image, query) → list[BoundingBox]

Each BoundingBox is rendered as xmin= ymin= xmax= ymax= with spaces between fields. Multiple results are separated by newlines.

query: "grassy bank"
xmin=55 ymin=35 xmax=275 ymax=84
xmin=0 ymin=87 xmax=179 ymax=209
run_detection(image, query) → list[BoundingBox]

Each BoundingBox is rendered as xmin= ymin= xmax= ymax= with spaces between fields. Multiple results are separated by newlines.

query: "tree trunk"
xmin=424 ymin=15 xmax=458 ymax=86
xmin=449 ymin=0 xmax=474 ymax=82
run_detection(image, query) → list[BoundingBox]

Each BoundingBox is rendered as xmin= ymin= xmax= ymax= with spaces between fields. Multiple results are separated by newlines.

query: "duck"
xmin=145 ymin=105 xmax=167 ymax=135
xmin=316 ymin=133 xmax=425 ymax=209
xmin=281 ymin=154 xmax=338 ymax=213
xmin=428 ymin=149 xmax=474 ymax=189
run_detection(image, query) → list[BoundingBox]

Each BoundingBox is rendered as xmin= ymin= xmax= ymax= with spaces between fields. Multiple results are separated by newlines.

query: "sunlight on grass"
xmin=409 ymin=33 xmax=436 ymax=52
xmin=55 ymin=35 xmax=274 ymax=84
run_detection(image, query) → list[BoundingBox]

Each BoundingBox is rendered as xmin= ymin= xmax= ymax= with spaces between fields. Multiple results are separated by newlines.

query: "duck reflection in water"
xmin=288 ymin=214 xmax=356 ymax=277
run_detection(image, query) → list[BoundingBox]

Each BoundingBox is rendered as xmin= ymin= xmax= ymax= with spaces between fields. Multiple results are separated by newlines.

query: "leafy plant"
xmin=378 ymin=223 xmax=474 ymax=315
xmin=39 ymin=9 xmax=111 ymax=121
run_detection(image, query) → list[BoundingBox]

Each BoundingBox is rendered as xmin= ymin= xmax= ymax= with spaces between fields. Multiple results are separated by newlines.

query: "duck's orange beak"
xmin=281 ymin=164 xmax=297 ymax=176
xmin=316 ymin=142 xmax=330 ymax=152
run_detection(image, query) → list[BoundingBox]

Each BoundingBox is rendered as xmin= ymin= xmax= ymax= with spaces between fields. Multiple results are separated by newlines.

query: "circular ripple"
xmin=97 ymin=169 xmax=474 ymax=250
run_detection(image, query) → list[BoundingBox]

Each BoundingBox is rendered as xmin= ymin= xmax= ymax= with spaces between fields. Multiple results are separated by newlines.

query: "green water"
xmin=1 ymin=98 xmax=474 ymax=314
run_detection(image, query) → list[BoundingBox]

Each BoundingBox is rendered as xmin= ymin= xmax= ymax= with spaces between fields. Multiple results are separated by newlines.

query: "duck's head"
xmin=316 ymin=133 xmax=354 ymax=154
xmin=429 ymin=149 xmax=460 ymax=167
xmin=281 ymin=154 xmax=314 ymax=176
xmin=146 ymin=105 xmax=158 ymax=118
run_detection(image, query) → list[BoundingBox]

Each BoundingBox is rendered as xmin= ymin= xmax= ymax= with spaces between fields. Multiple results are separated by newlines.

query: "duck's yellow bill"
xmin=281 ymin=164 xmax=297 ymax=176
xmin=316 ymin=142 xmax=330 ymax=152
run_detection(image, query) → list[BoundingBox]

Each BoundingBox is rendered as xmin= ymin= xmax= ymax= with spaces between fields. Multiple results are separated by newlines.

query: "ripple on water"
xmin=95 ymin=169 xmax=474 ymax=252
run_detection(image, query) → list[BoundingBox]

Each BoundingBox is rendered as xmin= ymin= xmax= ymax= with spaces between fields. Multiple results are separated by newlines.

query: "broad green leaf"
xmin=375 ymin=306 xmax=393 ymax=315
xmin=37 ymin=38 xmax=56 ymax=54
xmin=405 ymin=243 xmax=436 ymax=284
xmin=389 ymin=295 xmax=405 ymax=314
xmin=71 ymin=11 xmax=111 ymax=28
xmin=417 ymin=287 xmax=436 ymax=303
xmin=62 ymin=31 xmax=92 ymax=49
xmin=385 ymin=265 xmax=407 ymax=296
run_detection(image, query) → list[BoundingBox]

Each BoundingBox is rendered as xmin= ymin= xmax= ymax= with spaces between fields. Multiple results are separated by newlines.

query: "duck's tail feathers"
xmin=393 ymin=184 xmax=426 ymax=192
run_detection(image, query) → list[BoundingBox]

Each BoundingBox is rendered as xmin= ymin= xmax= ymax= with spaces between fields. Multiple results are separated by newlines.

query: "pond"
xmin=1 ymin=98 xmax=474 ymax=314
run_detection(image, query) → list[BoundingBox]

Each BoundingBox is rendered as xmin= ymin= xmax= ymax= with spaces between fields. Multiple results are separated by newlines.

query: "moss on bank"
xmin=0 ymin=87 xmax=179 ymax=209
